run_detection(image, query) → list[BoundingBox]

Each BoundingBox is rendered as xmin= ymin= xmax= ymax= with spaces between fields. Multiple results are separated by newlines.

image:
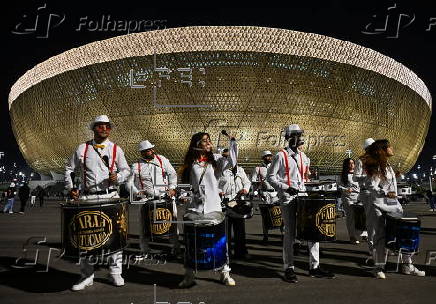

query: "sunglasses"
xmin=94 ymin=124 xmax=112 ymax=130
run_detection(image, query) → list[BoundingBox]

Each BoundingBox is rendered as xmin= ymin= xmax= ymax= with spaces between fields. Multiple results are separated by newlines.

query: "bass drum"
xmin=61 ymin=199 xmax=128 ymax=258
xmin=142 ymin=197 xmax=177 ymax=241
xmin=259 ymin=203 xmax=283 ymax=230
xmin=184 ymin=215 xmax=227 ymax=271
xmin=385 ymin=213 xmax=420 ymax=253
xmin=296 ymin=196 xmax=336 ymax=242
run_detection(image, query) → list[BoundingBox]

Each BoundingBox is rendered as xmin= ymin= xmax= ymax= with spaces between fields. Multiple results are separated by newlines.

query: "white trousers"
xmin=281 ymin=200 xmax=319 ymax=270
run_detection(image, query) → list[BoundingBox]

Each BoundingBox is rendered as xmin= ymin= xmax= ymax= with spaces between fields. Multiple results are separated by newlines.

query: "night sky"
xmin=1 ymin=1 xmax=435 ymax=174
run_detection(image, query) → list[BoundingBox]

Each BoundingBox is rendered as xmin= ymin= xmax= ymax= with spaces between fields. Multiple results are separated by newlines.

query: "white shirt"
xmin=65 ymin=139 xmax=130 ymax=193
xmin=187 ymin=139 xmax=237 ymax=214
xmin=127 ymin=154 xmax=177 ymax=197
xmin=218 ymin=166 xmax=251 ymax=200
xmin=338 ymin=173 xmax=360 ymax=200
xmin=267 ymin=147 xmax=305 ymax=201
xmin=251 ymin=162 xmax=274 ymax=191
xmin=296 ymin=149 xmax=311 ymax=182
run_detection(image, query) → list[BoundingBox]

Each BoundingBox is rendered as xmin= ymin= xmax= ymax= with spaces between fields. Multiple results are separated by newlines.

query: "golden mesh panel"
xmin=9 ymin=28 xmax=431 ymax=175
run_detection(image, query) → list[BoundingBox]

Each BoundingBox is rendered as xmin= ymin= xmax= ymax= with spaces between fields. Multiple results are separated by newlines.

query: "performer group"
xmin=64 ymin=115 xmax=426 ymax=291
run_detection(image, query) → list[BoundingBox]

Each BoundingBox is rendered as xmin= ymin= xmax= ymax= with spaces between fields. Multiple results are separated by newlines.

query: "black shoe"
xmin=309 ymin=267 xmax=335 ymax=279
xmin=284 ymin=268 xmax=298 ymax=283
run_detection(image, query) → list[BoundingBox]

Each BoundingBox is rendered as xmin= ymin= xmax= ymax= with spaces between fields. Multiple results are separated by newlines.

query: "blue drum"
xmin=184 ymin=218 xmax=227 ymax=271
xmin=385 ymin=214 xmax=420 ymax=253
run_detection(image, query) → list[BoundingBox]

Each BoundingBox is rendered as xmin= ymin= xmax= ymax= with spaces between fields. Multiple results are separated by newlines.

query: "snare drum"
xmin=142 ymin=197 xmax=177 ymax=240
xmin=259 ymin=204 xmax=283 ymax=230
xmin=225 ymin=197 xmax=254 ymax=219
xmin=184 ymin=217 xmax=227 ymax=271
xmin=352 ymin=203 xmax=366 ymax=231
xmin=385 ymin=214 xmax=420 ymax=253
xmin=296 ymin=196 xmax=336 ymax=242
xmin=61 ymin=198 xmax=128 ymax=258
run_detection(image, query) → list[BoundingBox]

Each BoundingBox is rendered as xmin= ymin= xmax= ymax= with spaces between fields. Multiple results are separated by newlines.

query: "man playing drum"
xmin=267 ymin=124 xmax=335 ymax=283
xmin=218 ymin=156 xmax=252 ymax=259
xmin=65 ymin=115 xmax=130 ymax=291
xmin=127 ymin=140 xmax=179 ymax=259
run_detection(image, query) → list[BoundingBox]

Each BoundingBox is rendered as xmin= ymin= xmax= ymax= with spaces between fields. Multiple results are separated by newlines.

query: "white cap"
xmin=89 ymin=115 xmax=112 ymax=130
xmin=363 ymin=138 xmax=375 ymax=149
xmin=284 ymin=124 xmax=303 ymax=137
xmin=138 ymin=140 xmax=155 ymax=151
xmin=261 ymin=150 xmax=272 ymax=157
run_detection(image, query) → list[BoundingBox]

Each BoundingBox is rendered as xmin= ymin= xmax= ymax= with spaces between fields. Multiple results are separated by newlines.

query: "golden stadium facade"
xmin=8 ymin=26 xmax=432 ymax=175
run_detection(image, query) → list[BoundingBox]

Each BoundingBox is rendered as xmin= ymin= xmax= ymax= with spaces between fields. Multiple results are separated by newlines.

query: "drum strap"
xmin=137 ymin=162 xmax=144 ymax=189
xmin=281 ymin=149 xmax=291 ymax=186
xmin=83 ymin=141 xmax=91 ymax=190
xmin=155 ymin=155 xmax=166 ymax=179
xmin=110 ymin=144 xmax=117 ymax=173
xmin=299 ymin=153 xmax=305 ymax=181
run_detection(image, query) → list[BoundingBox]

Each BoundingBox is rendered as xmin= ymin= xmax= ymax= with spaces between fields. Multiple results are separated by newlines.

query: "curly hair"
xmin=362 ymin=139 xmax=390 ymax=179
xmin=179 ymin=132 xmax=217 ymax=183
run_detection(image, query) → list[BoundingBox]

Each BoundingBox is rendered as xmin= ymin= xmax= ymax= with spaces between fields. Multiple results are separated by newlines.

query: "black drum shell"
xmin=61 ymin=200 xmax=128 ymax=258
xmin=296 ymin=196 xmax=336 ymax=242
xmin=352 ymin=204 xmax=366 ymax=231
xmin=259 ymin=204 xmax=283 ymax=230
xmin=385 ymin=215 xmax=420 ymax=253
xmin=142 ymin=199 xmax=177 ymax=240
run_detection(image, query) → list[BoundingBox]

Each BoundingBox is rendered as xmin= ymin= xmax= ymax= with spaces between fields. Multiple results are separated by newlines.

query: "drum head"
xmin=65 ymin=198 xmax=124 ymax=205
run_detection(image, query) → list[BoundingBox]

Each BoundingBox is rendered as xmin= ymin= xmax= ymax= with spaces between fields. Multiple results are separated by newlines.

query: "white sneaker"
xmin=8 ymin=211 xmax=13 ymax=214
xmin=374 ymin=270 xmax=386 ymax=279
xmin=71 ymin=274 xmax=94 ymax=291
xmin=108 ymin=274 xmax=125 ymax=286
xmin=401 ymin=264 xmax=425 ymax=277
xmin=178 ymin=271 xmax=196 ymax=288
xmin=220 ymin=272 xmax=236 ymax=286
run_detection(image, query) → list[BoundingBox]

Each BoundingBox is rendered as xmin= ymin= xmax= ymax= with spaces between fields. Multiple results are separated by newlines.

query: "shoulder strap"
xmin=83 ymin=141 xmax=91 ymax=189
xmin=198 ymin=163 xmax=208 ymax=185
xmin=110 ymin=144 xmax=117 ymax=173
xmin=155 ymin=154 xmax=165 ymax=178
xmin=137 ymin=162 xmax=144 ymax=189
xmin=281 ymin=149 xmax=291 ymax=186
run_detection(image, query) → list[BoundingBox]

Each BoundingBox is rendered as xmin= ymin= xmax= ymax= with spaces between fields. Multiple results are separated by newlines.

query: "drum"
xmin=184 ymin=218 xmax=227 ymax=271
xmin=352 ymin=203 xmax=366 ymax=231
xmin=385 ymin=214 xmax=420 ymax=253
xmin=61 ymin=198 xmax=128 ymax=258
xmin=296 ymin=196 xmax=336 ymax=242
xmin=224 ymin=197 xmax=254 ymax=219
xmin=259 ymin=203 xmax=283 ymax=230
xmin=142 ymin=198 xmax=177 ymax=240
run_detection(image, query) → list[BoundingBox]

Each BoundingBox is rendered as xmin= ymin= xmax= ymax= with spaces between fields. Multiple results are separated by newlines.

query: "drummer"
xmin=65 ymin=115 xmax=130 ymax=291
xmin=218 ymin=150 xmax=251 ymax=259
xmin=338 ymin=158 xmax=361 ymax=244
xmin=178 ymin=132 xmax=237 ymax=288
xmin=251 ymin=151 xmax=279 ymax=243
xmin=353 ymin=138 xmax=374 ymax=262
xmin=267 ymin=124 xmax=334 ymax=283
xmin=126 ymin=140 xmax=179 ymax=259
xmin=363 ymin=139 xmax=425 ymax=279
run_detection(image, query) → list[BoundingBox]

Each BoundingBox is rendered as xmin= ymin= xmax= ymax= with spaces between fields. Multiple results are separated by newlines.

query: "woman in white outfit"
xmin=338 ymin=158 xmax=361 ymax=244
xmin=363 ymin=139 xmax=425 ymax=279
xmin=178 ymin=132 xmax=237 ymax=288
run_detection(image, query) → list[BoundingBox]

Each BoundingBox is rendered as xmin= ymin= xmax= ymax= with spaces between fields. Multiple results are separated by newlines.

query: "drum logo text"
xmin=271 ymin=206 xmax=283 ymax=227
xmin=69 ymin=211 xmax=113 ymax=250
xmin=315 ymin=204 xmax=336 ymax=237
xmin=149 ymin=208 xmax=172 ymax=235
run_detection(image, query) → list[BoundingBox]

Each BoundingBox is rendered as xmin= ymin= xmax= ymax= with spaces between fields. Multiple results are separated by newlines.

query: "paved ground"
xmin=0 ymin=199 xmax=435 ymax=304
